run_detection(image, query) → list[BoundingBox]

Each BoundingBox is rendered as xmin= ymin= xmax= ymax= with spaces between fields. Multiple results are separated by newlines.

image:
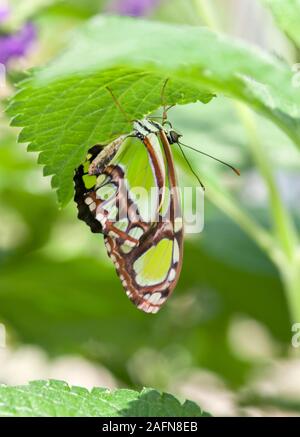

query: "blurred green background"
xmin=1 ymin=0 xmax=300 ymax=417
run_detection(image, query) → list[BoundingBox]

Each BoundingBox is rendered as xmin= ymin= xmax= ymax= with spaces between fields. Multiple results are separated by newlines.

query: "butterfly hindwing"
xmin=105 ymin=214 xmax=183 ymax=314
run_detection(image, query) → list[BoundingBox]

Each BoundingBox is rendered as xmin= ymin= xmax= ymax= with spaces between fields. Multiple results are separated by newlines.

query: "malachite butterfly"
xmin=74 ymin=85 xmax=239 ymax=314
xmin=74 ymin=110 xmax=187 ymax=313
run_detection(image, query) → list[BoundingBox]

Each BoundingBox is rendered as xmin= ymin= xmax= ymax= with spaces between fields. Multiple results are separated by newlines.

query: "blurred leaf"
xmin=240 ymin=392 xmax=300 ymax=413
xmin=201 ymin=213 xmax=276 ymax=276
xmin=0 ymin=380 xmax=208 ymax=417
xmin=52 ymin=0 xmax=108 ymax=17
xmin=8 ymin=16 xmax=300 ymax=205
xmin=1 ymin=189 xmax=58 ymax=254
xmin=262 ymin=0 xmax=300 ymax=48
xmin=0 ymin=236 xmax=290 ymax=387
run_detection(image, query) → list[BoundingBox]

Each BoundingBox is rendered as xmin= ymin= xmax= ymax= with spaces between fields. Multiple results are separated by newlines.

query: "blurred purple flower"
xmin=0 ymin=22 xmax=36 ymax=65
xmin=112 ymin=0 xmax=160 ymax=17
xmin=0 ymin=4 xmax=10 ymax=22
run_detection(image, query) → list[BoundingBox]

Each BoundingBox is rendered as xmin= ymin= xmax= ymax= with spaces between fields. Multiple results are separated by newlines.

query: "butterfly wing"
xmin=103 ymin=130 xmax=183 ymax=314
xmin=74 ymin=133 xmax=166 ymax=232
xmin=74 ymin=129 xmax=183 ymax=313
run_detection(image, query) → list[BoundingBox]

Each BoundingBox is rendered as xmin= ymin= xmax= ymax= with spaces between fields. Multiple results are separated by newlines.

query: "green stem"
xmin=235 ymin=102 xmax=299 ymax=260
xmin=279 ymin=249 xmax=300 ymax=323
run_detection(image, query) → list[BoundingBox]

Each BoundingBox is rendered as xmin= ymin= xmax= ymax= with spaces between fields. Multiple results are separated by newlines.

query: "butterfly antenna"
xmin=179 ymin=142 xmax=240 ymax=176
xmin=177 ymin=143 xmax=205 ymax=191
xmin=160 ymin=78 xmax=175 ymax=123
xmin=106 ymin=86 xmax=132 ymax=124
xmin=161 ymin=78 xmax=169 ymax=123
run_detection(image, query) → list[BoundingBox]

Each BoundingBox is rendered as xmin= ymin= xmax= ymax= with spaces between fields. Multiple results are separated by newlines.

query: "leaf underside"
xmin=8 ymin=16 xmax=300 ymax=205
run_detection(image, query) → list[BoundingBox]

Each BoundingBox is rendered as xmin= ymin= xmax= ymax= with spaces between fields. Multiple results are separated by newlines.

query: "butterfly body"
xmin=74 ymin=118 xmax=183 ymax=313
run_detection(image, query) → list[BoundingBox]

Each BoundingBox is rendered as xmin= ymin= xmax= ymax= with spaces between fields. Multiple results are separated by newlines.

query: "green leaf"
xmin=0 ymin=380 xmax=209 ymax=417
xmin=8 ymin=16 xmax=300 ymax=206
xmin=262 ymin=0 xmax=300 ymax=48
xmin=9 ymin=69 xmax=212 ymax=206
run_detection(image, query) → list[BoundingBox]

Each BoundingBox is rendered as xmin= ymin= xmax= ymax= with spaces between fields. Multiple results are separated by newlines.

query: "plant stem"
xmin=236 ymin=102 xmax=299 ymax=260
xmin=280 ymin=249 xmax=300 ymax=323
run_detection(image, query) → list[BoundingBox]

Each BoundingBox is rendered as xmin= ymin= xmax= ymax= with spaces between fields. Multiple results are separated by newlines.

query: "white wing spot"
xmin=107 ymin=205 xmax=118 ymax=221
xmin=168 ymin=268 xmax=176 ymax=282
xmin=123 ymin=240 xmax=137 ymax=248
xmin=150 ymin=306 xmax=160 ymax=314
xmin=173 ymin=239 xmax=180 ymax=264
xmin=174 ymin=217 xmax=183 ymax=233
xmin=148 ymin=292 xmax=162 ymax=305
xmin=89 ymin=202 xmax=96 ymax=212
xmin=96 ymin=183 xmax=116 ymax=200
xmin=138 ymin=301 xmax=152 ymax=313
xmin=109 ymin=231 xmax=119 ymax=239
xmin=128 ymin=227 xmax=144 ymax=241
xmin=114 ymin=219 xmax=129 ymax=232
xmin=121 ymin=244 xmax=133 ymax=254
xmin=96 ymin=211 xmax=105 ymax=222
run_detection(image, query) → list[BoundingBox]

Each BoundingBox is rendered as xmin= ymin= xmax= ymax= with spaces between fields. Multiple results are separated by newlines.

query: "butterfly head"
xmin=167 ymin=129 xmax=182 ymax=145
xmin=161 ymin=120 xmax=182 ymax=145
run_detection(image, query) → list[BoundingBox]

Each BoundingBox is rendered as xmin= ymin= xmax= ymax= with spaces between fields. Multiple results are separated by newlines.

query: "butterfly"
xmin=74 ymin=83 xmax=239 ymax=314
xmin=74 ymin=115 xmax=184 ymax=314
